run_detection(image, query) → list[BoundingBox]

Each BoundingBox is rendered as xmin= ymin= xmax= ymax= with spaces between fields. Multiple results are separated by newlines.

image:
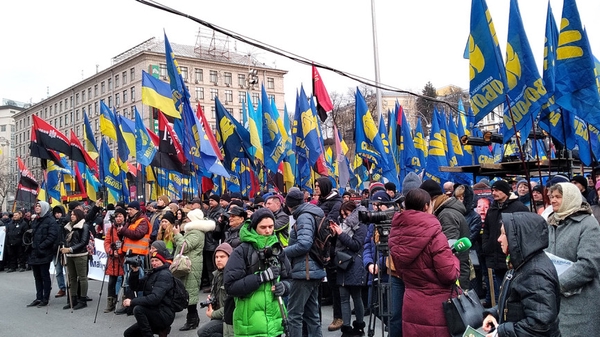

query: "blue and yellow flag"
xmin=261 ymin=85 xmax=284 ymax=173
xmin=378 ymin=112 xmax=399 ymax=188
xmin=354 ymin=88 xmax=389 ymax=168
xmin=282 ymin=104 xmax=296 ymax=191
xmin=424 ymin=109 xmax=449 ymax=183
xmin=118 ymin=115 xmax=136 ymax=156
xmin=293 ymin=86 xmax=323 ymax=168
xmin=573 ymin=116 xmax=592 ymax=166
xmin=400 ymin=105 xmax=419 ymax=175
xmin=468 ymin=0 xmax=506 ymax=124
xmin=100 ymin=138 xmax=122 ymax=195
xmin=414 ymin=118 xmax=428 ymax=175
xmin=141 ymin=70 xmax=180 ymax=119
xmin=83 ymin=112 xmax=98 ymax=160
xmin=215 ymin=97 xmax=254 ymax=170
xmin=555 ymin=0 xmax=600 ymax=129
xmin=134 ymin=106 xmax=157 ymax=167
xmin=247 ymin=92 xmax=264 ymax=163
xmin=502 ymin=0 xmax=548 ymax=143
xmin=100 ymin=101 xmax=117 ymax=141
xmin=472 ymin=129 xmax=497 ymax=164
xmin=457 ymin=109 xmax=474 ymax=166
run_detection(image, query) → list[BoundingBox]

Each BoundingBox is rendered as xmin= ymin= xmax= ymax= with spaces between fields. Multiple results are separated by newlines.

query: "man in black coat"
xmin=5 ymin=210 xmax=28 ymax=272
xmin=482 ymin=180 xmax=528 ymax=305
xmin=123 ymin=246 xmax=175 ymax=337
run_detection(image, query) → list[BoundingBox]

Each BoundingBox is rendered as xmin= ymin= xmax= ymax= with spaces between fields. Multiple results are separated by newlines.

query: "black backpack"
xmin=171 ymin=276 xmax=189 ymax=312
xmin=294 ymin=214 xmax=333 ymax=268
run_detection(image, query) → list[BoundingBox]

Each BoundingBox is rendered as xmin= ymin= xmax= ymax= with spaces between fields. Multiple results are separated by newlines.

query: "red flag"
xmin=30 ymin=115 xmax=71 ymax=158
xmin=201 ymin=177 xmax=214 ymax=194
xmin=70 ymin=130 xmax=98 ymax=172
xmin=197 ymin=104 xmax=223 ymax=161
xmin=312 ymin=64 xmax=334 ymax=122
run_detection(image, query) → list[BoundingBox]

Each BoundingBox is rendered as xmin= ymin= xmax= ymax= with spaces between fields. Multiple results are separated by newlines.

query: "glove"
xmin=272 ymin=282 xmax=287 ymax=296
xmin=259 ymin=266 xmax=280 ymax=283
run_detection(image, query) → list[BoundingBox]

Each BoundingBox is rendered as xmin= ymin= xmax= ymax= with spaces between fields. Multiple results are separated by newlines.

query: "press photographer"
xmin=102 ymin=208 xmax=126 ymax=313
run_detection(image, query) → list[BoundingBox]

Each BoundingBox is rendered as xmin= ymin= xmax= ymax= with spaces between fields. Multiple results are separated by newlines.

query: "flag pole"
xmin=370 ymin=0 xmax=383 ymax=125
xmin=505 ymin=96 xmax=533 ymax=212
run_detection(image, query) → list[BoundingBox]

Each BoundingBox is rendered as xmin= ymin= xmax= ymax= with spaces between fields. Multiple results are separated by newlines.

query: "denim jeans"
xmin=389 ymin=276 xmax=404 ymax=337
xmin=287 ymin=279 xmax=322 ymax=337
xmin=339 ymin=285 xmax=364 ymax=327
xmin=54 ymin=256 xmax=66 ymax=290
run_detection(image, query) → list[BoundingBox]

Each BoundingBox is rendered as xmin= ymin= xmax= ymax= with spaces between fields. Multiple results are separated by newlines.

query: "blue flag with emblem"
xmin=100 ymin=138 xmax=122 ymax=195
xmin=457 ymin=107 xmax=474 ymax=166
xmin=293 ymin=86 xmax=323 ymax=168
xmin=354 ymin=88 xmax=389 ymax=168
xmin=215 ymin=97 xmax=254 ymax=170
xmin=502 ymin=0 xmax=549 ymax=143
xmin=378 ymin=113 xmax=399 ymax=188
xmin=468 ymin=0 xmax=507 ymax=124
xmin=555 ymin=0 xmax=600 ymax=129
xmin=414 ymin=118 xmax=427 ymax=175
xmin=472 ymin=129 xmax=496 ymax=164
xmin=134 ymin=106 xmax=157 ymax=167
xmin=424 ymin=108 xmax=449 ymax=183
xmin=261 ymin=85 xmax=285 ymax=173
xmin=400 ymin=105 xmax=419 ymax=175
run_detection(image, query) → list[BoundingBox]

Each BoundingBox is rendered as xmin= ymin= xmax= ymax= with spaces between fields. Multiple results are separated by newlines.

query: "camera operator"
xmin=115 ymin=201 xmax=152 ymax=315
xmin=123 ymin=246 xmax=175 ymax=337
xmin=103 ymin=208 xmax=126 ymax=313
xmin=197 ymin=242 xmax=233 ymax=337
xmin=205 ymin=195 xmax=225 ymax=292
xmin=224 ymin=208 xmax=291 ymax=337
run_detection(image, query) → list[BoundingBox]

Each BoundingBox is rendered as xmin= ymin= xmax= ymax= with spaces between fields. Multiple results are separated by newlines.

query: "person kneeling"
xmin=197 ymin=243 xmax=233 ymax=337
xmin=123 ymin=247 xmax=175 ymax=337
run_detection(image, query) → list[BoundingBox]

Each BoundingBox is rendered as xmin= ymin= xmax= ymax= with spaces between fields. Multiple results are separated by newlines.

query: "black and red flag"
xmin=16 ymin=157 xmax=39 ymax=205
xmin=312 ymin=64 xmax=334 ymax=122
xmin=148 ymin=122 xmax=185 ymax=174
xmin=29 ymin=115 xmax=71 ymax=158
xmin=70 ymin=130 xmax=98 ymax=172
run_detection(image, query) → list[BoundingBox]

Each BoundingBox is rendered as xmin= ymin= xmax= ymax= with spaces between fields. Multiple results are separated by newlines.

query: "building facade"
xmin=13 ymin=37 xmax=287 ymax=189
xmin=0 ymin=101 xmax=23 ymax=211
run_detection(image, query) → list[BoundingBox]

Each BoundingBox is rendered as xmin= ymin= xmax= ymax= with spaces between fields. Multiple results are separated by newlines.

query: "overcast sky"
xmin=2 ymin=0 xmax=599 ymax=111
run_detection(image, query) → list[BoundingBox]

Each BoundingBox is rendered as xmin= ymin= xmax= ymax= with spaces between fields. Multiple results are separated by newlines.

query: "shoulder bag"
xmin=442 ymin=283 xmax=484 ymax=337
xmin=170 ymin=241 xmax=191 ymax=278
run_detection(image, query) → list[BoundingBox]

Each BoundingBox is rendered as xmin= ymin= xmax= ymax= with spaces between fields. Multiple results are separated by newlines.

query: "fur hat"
xmin=187 ymin=209 xmax=205 ymax=222
xmin=491 ymin=180 xmax=512 ymax=196
xmin=250 ymin=207 xmax=276 ymax=230
xmin=420 ymin=180 xmax=443 ymax=198
xmin=285 ymin=187 xmax=305 ymax=209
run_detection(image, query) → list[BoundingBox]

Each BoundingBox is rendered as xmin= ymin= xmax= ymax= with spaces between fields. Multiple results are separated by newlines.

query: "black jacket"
xmin=6 ymin=218 xmax=27 ymax=246
xmin=485 ymin=212 xmax=561 ymax=337
xmin=482 ymin=195 xmax=529 ymax=269
xmin=63 ymin=220 xmax=90 ymax=255
xmin=130 ymin=263 xmax=176 ymax=323
xmin=29 ymin=213 xmax=59 ymax=265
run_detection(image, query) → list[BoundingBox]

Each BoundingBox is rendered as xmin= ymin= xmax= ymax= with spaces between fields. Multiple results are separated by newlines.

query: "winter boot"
xmin=73 ymin=297 xmax=88 ymax=310
xmin=104 ymin=296 xmax=116 ymax=313
xmin=341 ymin=325 xmax=359 ymax=337
xmin=352 ymin=321 xmax=366 ymax=336
xmin=179 ymin=311 xmax=200 ymax=331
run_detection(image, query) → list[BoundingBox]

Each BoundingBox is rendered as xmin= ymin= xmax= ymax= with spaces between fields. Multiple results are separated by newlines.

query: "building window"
xmin=226 ymin=108 xmax=233 ymax=115
xmin=123 ymin=90 xmax=128 ymax=103
xmin=224 ymin=72 xmax=232 ymax=86
xmin=211 ymin=106 xmax=216 ymax=119
xmin=200 ymin=105 xmax=205 ymax=114
xmin=238 ymin=74 xmax=246 ymax=87
xmin=131 ymin=87 xmax=135 ymax=101
xmin=252 ymin=93 xmax=259 ymax=106
xmin=75 ymin=94 xmax=79 ymax=105
xmin=88 ymin=88 xmax=92 ymax=100
xmin=108 ymin=96 xmax=112 ymax=108
xmin=225 ymin=90 xmax=233 ymax=102
xmin=267 ymin=77 xmax=274 ymax=89
xmin=65 ymin=114 xmax=69 ymax=125
xmin=115 ymin=93 xmax=120 ymax=106
xmin=59 ymin=116 xmax=63 ymax=128
xmin=95 ymin=119 xmax=99 ymax=131
xmin=123 ymin=108 xmax=128 ymax=118
xmin=76 ymin=125 xmax=80 ymax=137
xmin=210 ymin=88 xmax=218 ymax=101
xmin=180 ymin=66 xmax=188 ymax=81
xmin=115 ymin=74 xmax=120 ymax=88
xmin=268 ymin=94 xmax=275 ymax=102
xmin=101 ymin=81 xmax=106 ymax=94
xmin=108 ymin=78 xmax=113 ymax=90
xmin=76 ymin=109 xmax=80 ymax=121
xmin=210 ymin=70 xmax=218 ymax=84
xmin=59 ymin=101 xmax=63 ymax=112
xmin=122 ymin=71 xmax=127 ymax=85
xmin=82 ymin=107 xmax=86 ymax=118
xmin=0 ymin=125 xmax=5 ymax=132
xmin=195 ymin=87 xmax=204 ymax=100
xmin=95 ymin=101 xmax=99 ymax=115
xmin=130 ymin=67 xmax=135 ymax=81
xmin=194 ymin=68 xmax=203 ymax=83
xmin=70 ymin=96 xmax=73 ymax=108
xmin=160 ymin=64 xmax=167 ymax=77
xmin=94 ymin=84 xmax=98 ymax=97
xmin=49 ymin=106 xmax=53 ymax=116
xmin=238 ymin=92 xmax=246 ymax=103
xmin=82 ymin=90 xmax=86 ymax=102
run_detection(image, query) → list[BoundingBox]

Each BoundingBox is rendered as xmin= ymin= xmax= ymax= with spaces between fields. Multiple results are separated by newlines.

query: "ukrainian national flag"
xmin=247 ymin=92 xmax=264 ymax=162
xmin=83 ymin=112 xmax=98 ymax=160
xmin=100 ymin=101 xmax=117 ymax=141
xmin=141 ymin=70 xmax=180 ymax=119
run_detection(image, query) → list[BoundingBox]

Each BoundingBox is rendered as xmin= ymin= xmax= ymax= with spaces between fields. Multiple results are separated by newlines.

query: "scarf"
xmin=548 ymin=183 xmax=584 ymax=225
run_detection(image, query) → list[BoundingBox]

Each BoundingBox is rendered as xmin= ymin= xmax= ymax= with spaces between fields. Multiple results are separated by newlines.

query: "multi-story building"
xmin=13 ymin=36 xmax=287 ymax=190
xmin=0 ymin=100 xmax=23 ymax=211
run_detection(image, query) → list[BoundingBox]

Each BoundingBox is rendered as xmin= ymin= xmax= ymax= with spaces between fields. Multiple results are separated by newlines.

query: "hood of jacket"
xmin=434 ymin=197 xmax=466 ymax=216
xmin=38 ymin=201 xmax=50 ymax=218
xmin=317 ymin=177 xmax=333 ymax=199
xmin=461 ymin=184 xmax=475 ymax=211
xmin=391 ymin=209 xmax=442 ymax=266
xmin=501 ymin=212 xmax=548 ymax=269
xmin=239 ymin=222 xmax=279 ymax=250
xmin=292 ymin=202 xmax=325 ymax=220
xmin=344 ymin=205 xmax=368 ymax=229
xmin=184 ymin=217 xmax=216 ymax=232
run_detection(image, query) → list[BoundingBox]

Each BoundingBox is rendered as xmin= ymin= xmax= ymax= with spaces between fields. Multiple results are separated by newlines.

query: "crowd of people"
xmin=1 ymin=171 xmax=599 ymax=337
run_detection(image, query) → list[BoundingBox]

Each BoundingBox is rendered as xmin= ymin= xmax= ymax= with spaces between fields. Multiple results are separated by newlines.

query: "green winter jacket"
xmin=173 ymin=218 xmax=215 ymax=305
xmin=223 ymin=224 xmax=285 ymax=337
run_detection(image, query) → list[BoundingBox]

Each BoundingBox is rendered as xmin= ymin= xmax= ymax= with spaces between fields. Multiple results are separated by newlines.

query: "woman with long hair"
xmin=546 ymin=182 xmax=600 ymax=336
xmin=103 ymin=208 xmax=125 ymax=313
xmin=389 ymin=188 xmax=460 ymax=336
xmin=157 ymin=211 xmax=176 ymax=254
xmin=60 ymin=208 xmax=90 ymax=310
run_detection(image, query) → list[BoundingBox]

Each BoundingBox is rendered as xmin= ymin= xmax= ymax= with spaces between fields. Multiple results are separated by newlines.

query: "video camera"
xmin=199 ymin=298 xmax=214 ymax=308
xmin=358 ymin=208 xmax=398 ymax=245
xmin=124 ymin=249 xmax=142 ymax=268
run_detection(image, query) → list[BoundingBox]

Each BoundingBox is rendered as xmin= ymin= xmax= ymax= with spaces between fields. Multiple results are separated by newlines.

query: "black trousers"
xmin=31 ymin=262 xmax=52 ymax=302
xmin=6 ymin=244 xmax=27 ymax=269
xmin=124 ymin=305 xmax=173 ymax=337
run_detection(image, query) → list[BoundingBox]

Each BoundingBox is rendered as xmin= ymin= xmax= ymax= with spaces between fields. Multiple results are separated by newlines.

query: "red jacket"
xmin=389 ymin=210 xmax=460 ymax=337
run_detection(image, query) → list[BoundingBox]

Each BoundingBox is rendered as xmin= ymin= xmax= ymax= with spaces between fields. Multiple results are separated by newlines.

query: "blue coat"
xmin=363 ymin=223 xmax=388 ymax=284
xmin=284 ymin=203 xmax=326 ymax=280
xmin=335 ymin=207 xmax=367 ymax=286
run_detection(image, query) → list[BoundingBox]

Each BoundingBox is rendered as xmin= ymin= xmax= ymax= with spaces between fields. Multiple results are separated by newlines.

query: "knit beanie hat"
xmin=402 ymin=172 xmax=422 ymax=195
xmin=127 ymin=201 xmax=141 ymax=211
xmin=209 ymin=194 xmax=221 ymax=203
xmin=161 ymin=211 xmax=176 ymax=224
xmin=215 ymin=242 xmax=233 ymax=257
xmin=571 ymin=175 xmax=588 ymax=189
xmin=114 ymin=208 xmax=127 ymax=218
xmin=420 ymin=180 xmax=443 ymax=198
xmin=158 ymin=195 xmax=170 ymax=205
xmin=285 ymin=187 xmax=305 ymax=209
xmin=250 ymin=207 xmax=275 ymax=230
xmin=491 ymin=180 xmax=512 ymax=196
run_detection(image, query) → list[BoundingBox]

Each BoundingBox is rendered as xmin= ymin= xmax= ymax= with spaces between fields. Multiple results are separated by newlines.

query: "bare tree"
xmin=0 ymin=157 xmax=15 ymax=212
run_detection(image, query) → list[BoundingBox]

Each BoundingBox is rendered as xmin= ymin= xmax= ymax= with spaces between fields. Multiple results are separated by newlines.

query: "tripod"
xmin=367 ymin=241 xmax=391 ymax=337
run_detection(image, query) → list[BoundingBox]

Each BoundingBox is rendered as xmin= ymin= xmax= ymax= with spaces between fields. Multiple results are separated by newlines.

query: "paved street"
xmin=0 ymin=269 xmax=385 ymax=337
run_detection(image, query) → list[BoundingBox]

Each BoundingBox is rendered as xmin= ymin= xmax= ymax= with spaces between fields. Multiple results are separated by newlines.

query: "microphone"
xmin=450 ymin=237 xmax=472 ymax=254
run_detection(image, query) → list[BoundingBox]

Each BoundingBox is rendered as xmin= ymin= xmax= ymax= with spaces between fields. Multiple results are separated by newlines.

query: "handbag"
xmin=335 ymin=250 xmax=355 ymax=270
xmin=442 ymin=284 xmax=484 ymax=337
xmin=169 ymin=242 xmax=192 ymax=278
